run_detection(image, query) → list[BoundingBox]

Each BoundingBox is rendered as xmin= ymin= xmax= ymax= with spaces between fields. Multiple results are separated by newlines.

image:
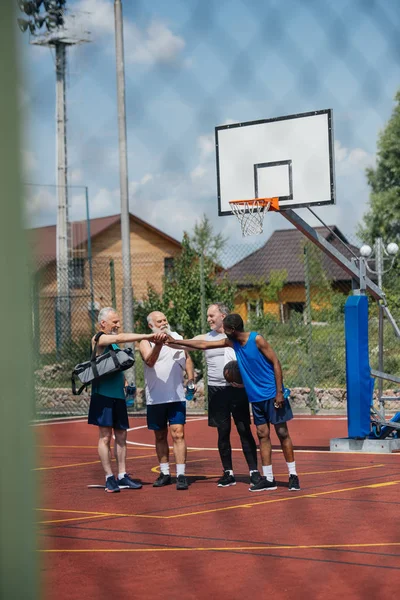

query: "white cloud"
xmin=22 ymin=150 xmax=38 ymax=174
xmin=198 ymin=134 xmax=214 ymax=158
xmin=190 ymin=165 xmax=206 ymax=180
xmin=125 ymin=21 xmax=185 ymax=66
xmin=70 ymin=168 xmax=83 ymax=184
xmin=141 ymin=173 xmax=153 ymax=185
xmin=71 ymin=0 xmax=185 ymax=66
xmin=24 ymin=186 xmax=56 ymax=227
xmin=334 ymin=140 xmax=375 ymax=174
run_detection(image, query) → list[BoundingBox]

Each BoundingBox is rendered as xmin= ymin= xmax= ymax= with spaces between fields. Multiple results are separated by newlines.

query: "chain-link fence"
xmin=32 ymin=225 xmax=400 ymax=418
xmin=21 ymin=0 xmax=400 ymax=419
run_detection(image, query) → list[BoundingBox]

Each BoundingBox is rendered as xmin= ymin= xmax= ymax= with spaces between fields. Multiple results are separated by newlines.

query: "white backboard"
xmin=215 ymin=109 xmax=335 ymax=215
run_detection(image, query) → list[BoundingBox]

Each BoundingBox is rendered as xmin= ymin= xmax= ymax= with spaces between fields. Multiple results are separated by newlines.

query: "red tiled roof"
xmin=225 ymin=226 xmax=362 ymax=285
xmin=30 ymin=213 xmax=181 ymax=267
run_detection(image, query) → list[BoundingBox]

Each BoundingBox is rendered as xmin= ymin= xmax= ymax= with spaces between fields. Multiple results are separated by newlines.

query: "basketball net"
xmin=229 ymin=197 xmax=280 ymax=237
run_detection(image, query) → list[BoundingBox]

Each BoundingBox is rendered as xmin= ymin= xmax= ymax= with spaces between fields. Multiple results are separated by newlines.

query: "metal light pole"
xmin=55 ymin=40 xmax=71 ymax=349
xmin=18 ymin=1 xmax=90 ymax=353
xmin=114 ymin=0 xmax=135 ymax=384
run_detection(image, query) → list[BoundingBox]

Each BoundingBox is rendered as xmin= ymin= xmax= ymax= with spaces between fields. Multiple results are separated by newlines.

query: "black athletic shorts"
xmin=208 ymin=385 xmax=251 ymax=428
xmin=88 ymin=393 xmax=129 ymax=430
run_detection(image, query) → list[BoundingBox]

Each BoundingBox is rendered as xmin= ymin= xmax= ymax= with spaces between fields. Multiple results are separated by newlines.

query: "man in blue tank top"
xmin=166 ymin=313 xmax=300 ymax=492
xmin=192 ymin=303 xmax=260 ymax=489
xmin=89 ymin=307 xmax=166 ymax=493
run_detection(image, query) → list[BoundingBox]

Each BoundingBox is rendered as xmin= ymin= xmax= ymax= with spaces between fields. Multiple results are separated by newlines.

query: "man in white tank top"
xmin=192 ymin=303 xmax=261 ymax=488
xmin=139 ymin=311 xmax=194 ymax=491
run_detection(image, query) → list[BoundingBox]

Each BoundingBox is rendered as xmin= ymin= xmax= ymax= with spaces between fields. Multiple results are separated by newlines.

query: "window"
xmin=164 ymin=257 xmax=175 ymax=280
xmin=247 ymin=299 xmax=263 ymax=317
xmin=282 ymin=302 xmax=305 ymax=322
xmin=70 ymin=258 xmax=85 ymax=289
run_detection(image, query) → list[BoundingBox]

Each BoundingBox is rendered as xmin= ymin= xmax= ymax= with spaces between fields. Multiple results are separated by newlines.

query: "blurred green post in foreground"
xmin=0 ymin=2 xmax=38 ymax=599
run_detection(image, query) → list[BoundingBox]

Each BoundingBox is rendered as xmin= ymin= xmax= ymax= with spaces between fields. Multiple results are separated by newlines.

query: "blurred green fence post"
xmin=110 ymin=258 xmax=117 ymax=309
xmin=0 ymin=1 xmax=38 ymax=598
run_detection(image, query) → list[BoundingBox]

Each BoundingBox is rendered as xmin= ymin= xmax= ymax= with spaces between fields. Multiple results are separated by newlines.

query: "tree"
xmin=134 ymin=217 xmax=237 ymax=345
xmin=358 ymin=89 xmax=400 ymax=244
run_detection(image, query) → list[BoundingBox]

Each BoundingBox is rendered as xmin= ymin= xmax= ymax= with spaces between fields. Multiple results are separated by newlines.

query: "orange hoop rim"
xmin=228 ymin=197 xmax=280 ymax=211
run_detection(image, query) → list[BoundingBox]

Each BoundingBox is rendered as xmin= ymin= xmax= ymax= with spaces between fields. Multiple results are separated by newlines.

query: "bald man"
xmin=139 ymin=311 xmax=195 ymax=491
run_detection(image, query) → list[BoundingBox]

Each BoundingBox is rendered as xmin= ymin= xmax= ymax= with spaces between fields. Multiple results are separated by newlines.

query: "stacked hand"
xmin=149 ymin=332 xmax=168 ymax=344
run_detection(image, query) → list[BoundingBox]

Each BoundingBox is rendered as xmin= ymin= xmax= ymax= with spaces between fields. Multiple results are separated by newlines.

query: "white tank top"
xmin=205 ymin=331 xmax=228 ymax=386
xmin=144 ymin=332 xmax=186 ymax=405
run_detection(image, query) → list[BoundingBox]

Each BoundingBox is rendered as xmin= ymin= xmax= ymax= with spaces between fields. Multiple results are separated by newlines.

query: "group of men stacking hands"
xmin=88 ymin=304 xmax=300 ymax=493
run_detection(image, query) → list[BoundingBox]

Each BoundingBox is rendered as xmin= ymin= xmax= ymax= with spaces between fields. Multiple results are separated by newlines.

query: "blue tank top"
xmin=232 ymin=332 xmax=277 ymax=403
xmin=91 ymin=343 xmax=125 ymax=400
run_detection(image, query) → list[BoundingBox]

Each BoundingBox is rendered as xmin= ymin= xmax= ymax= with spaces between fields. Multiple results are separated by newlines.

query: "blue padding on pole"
xmin=345 ymin=295 xmax=374 ymax=438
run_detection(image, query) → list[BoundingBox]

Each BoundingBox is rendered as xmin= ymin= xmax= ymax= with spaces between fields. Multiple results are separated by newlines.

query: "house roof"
xmin=225 ymin=226 xmax=361 ymax=285
xmin=30 ymin=213 xmax=181 ymax=267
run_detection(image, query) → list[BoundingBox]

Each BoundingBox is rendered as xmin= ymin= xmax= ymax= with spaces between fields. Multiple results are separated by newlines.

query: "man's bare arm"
xmin=139 ymin=339 xmax=164 ymax=368
xmin=95 ymin=332 xmax=165 ymax=348
xmin=167 ymin=333 xmax=207 ymax=351
xmin=185 ymin=351 xmax=195 ymax=381
xmin=165 ymin=335 xmax=231 ymax=351
xmin=255 ymin=335 xmax=284 ymax=407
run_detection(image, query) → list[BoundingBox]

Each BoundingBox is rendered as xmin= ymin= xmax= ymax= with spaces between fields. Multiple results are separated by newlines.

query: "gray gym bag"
xmin=71 ymin=331 xmax=135 ymax=395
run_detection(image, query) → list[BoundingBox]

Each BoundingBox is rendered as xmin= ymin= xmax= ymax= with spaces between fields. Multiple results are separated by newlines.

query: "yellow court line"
xmin=40 ymin=541 xmax=400 ymax=553
xmin=153 ymin=463 xmax=385 ymax=478
xmin=34 ymin=452 xmax=158 ymax=471
xmin=151 ymin=458 xmax=209 ymax=473
xmin=37 ymin=477 xmax=400 ymax=522
xmin=169 ymin=479 xmax=400 ymax=519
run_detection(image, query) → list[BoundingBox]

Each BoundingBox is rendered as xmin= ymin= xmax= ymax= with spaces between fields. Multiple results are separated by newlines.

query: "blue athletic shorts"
xmin=88 ymin=393 xmax=129 ymax=430
xmin=147 ymin=401 xmax=186 ymax=431
xmin=251 ymin=397 xmax=293 ymax=426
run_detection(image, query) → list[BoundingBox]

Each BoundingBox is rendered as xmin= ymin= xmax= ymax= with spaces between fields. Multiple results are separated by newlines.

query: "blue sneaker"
xmin=118 ymin=474 xmax=142 ymax=489
xmin=105 ymin=476 xmax=120 ymax=493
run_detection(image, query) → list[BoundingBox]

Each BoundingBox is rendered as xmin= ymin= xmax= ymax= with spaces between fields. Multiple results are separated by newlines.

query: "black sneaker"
xmin=118 ymin=474 xmax=142 ymax=489
xmin=288 ymin=474 xmax=300 ymax=491
xmin=105 ymin=476 xmax=120 ymax=493
xmin=176 ymin=474 xmax=189 ymax=490
xmin=217 ymin=471 xmax=236 ymax=487
xmin=249 ymin=477 xmax=277 ymax=492
xmin=153 ymin=473 xmax=172 ymax=488
xmin=249 ymin=470 xmax=263 ymax=486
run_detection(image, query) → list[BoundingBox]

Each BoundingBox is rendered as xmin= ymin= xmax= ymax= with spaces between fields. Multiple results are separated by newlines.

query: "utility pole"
xmin=114 ymin=0 xmax=135 ymax=384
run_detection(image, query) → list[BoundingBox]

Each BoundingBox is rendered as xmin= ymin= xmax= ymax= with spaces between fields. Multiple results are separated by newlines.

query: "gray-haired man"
xmin=88 ymin=307 xmax=165 ymax=493
xmin=192 ymin=303 xmax=260 ymax=488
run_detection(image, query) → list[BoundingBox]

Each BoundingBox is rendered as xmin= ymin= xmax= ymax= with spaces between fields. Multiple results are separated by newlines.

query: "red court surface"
xmin=35 ymin=415 xmax=400 ymax=600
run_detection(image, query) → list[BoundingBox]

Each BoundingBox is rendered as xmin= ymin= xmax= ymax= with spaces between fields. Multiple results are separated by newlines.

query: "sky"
xmin=19 ymin=0 xmax=400 ymax=250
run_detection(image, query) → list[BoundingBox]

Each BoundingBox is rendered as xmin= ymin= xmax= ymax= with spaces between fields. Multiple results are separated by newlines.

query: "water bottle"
xmin=185 ymin=380 xmax=195 ymax=401
xmin=125 ymin=384 xmax=136 ymax=407
xmin=283 ymin=387 xmax=291 ymax=400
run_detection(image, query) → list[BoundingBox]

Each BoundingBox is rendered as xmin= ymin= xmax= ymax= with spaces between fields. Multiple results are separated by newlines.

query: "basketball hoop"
xmin=229 ymin=197 xmax=280 ymax=237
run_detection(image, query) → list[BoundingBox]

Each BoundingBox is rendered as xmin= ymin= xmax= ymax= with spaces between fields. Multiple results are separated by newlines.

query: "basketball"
xmin=223 ymin=360 xmax=243 ymax=385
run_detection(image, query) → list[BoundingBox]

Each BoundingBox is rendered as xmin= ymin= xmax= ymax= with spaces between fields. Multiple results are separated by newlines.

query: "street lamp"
xmin=359 ymin=238 xmax=399 ymax=417
xmin=359 ymin=238 xmax=399 ymax=289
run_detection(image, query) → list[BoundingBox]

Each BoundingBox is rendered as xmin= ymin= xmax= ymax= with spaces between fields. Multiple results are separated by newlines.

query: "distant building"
xmin=31 ymin=213 xmax=181 ymax=353
xmin=225 ymin=226 xmax=359 ymax=322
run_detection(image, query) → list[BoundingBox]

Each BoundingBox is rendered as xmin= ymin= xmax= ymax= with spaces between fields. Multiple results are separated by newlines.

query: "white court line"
xmin=32 ymin=419 xmax=87 ymax=427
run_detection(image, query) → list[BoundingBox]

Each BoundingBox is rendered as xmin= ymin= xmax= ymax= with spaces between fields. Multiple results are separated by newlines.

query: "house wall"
xmin=35 ymin=219 xmax=181 ymax=354
xmin=233 ymin=283 xmax=347 ymax=323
